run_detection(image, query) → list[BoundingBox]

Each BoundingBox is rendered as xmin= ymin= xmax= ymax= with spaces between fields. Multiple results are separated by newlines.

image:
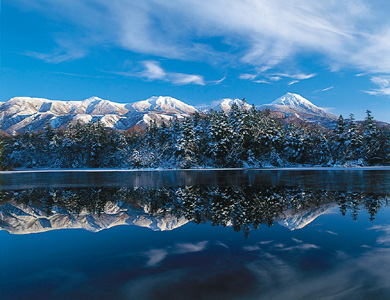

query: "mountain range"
xmin=0 ymin=198 xmax=333 ymax=235
xmin=0 ymin=93 xmax=337 ymax=134
xmin=0 ymin=200 xmax=189 ymax=234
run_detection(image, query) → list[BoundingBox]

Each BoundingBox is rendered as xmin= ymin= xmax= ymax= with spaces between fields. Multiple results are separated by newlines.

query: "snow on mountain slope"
xmin=0 ymin=96 xmax=199 ymax=133
xmin=0 ymin=93 xmax=343 ymax=133
xmin=263 ymin=92 xmax=336 ymax=119
xmin=278 ymin=202 xmax=337 ymax=230
xmin=0 ymin=200 xmax=189 ymax=234
xmin=128 ymin=96 xmax=198 ymax=114
xmin=208 ymin=98 xmax=252 ymax=113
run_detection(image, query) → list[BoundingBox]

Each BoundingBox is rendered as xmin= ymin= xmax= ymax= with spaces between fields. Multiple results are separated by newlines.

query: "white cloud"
xmin=141 ymin=60 xmax=167 ymax=80
xmin=365 ymin=76 xmax=390 ymax=96
xmin=210 ymin=76 xmax=226 ymax=85
xmin=170 ymin=73 xmax=205 ymax=85
xmin=274 ymin=73 xmax=317 ymax=80
xmin=239 ymin=74 xmax=257 ymax=80
xmin=15 ymin=0 xmax=390 ymax=76
xmin=241 ymin=71 xmax=316 ymax=85
xmin=142 ymin=241 xmax=208 ymax=267
xmin=313 ymin=86 xmax=334 ymax=93
xmin=115 ymin=60 xmax=205 ymax=85
xmin=325 ymin=230 xmax=338 ymax=235
xmin=280 ymin=243 xmax=320 ymax=251
xmin=369 ymin=225 xmax=390 ymax=245
xmin=24 ymin=39 xmax=87 ymax=63
xmin=254 ymin=80 xmax=271 ymax=84
xmin=269 ymin=76 xmax=282 ymax=82
xmin=243 ymin=245 xmax=261 ymax=252
xmin=321 ymin=86 xmax=334 ymax=92
xmin=144 ymin=249 xmax=168 ymax=267
xmin=173 ymin=241 xmax=208 ymax=254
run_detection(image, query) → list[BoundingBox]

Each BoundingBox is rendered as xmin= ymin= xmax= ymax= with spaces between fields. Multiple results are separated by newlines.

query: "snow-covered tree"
xmin=209 ymin=110 xmax=237 ymax=167
xmin=331 ymin=115 xmax=347 ymax=164
xmin=361 ymin=110 xmax=380 ymax=165
xmin=344 ymin=113 xmax=362 ymax=162
xmin=176 ymin=117 xmax=198 ymax=168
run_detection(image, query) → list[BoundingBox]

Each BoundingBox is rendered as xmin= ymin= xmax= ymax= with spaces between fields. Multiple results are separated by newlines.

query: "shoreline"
xmin=2 ymin=166 xmax=390 ymax=174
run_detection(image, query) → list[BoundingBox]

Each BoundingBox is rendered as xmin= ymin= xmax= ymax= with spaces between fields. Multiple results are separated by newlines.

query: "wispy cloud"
xmin=170 ymin=73 xmax=205 ymax=85
xmin=25 ymin=47 xmax=87 ymax=63
xmin=313 ymin=86 xmax=334 ymax=93
xmin=254 ymin=79 xmax=271 ymax=84
xmin=274 ymin=73 xmax=317 ymax=80
xmin=142 ymin=241 xmax=209 ymax=267
xmin=243 ymin=245 xmax=261 ymax=252
xmin=15 ymin=0 xmax=390 ymax=76
xmin=209 ymin=76 xmax=226 ymax=85
xmin=240 ymin=72 xmax=316 ymax=85
xmin=239 ymin=74 xmax=257 ymax=80
xmin=369 ymin=225 xmax=390 ymax=245
xmin=325 ymin=230 xmax=338 ymax=235
xmin=321 ymin=86 xmax=334 ymax=92
xmin=144 ymin=249 xmax=169 ymax=267
xmin=281 ymin=243 xmax=320 ymax=251
xmin=365 ymin=76 xmax=390 ymax=96
xmin=173 ymin=241 xmax=208 ymax=254
xmin=51 ymin=71 xmax=112 ymax=79
xmin=114 ymin=60 xmax=206 ymax=85
xmin=141 ymin=60 xmax=167 ymax=80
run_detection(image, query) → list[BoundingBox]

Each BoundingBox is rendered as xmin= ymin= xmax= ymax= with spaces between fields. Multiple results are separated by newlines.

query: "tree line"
xmin=0 ymin=105 xmax=389 ymax=169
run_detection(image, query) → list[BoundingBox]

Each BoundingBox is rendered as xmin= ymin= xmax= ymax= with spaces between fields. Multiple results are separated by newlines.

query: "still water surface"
xmin=1 ymin=169 xmax=390 ymax=300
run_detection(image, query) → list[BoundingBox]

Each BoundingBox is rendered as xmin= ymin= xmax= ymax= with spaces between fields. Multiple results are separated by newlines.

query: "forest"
xmin=0 ymin=104 xmax=389 ymax=169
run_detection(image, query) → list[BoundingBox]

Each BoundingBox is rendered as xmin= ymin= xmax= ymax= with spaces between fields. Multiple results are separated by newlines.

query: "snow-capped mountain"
xmin=128 ymin=96 xmax=198 ymax=114
xmin=0 ymin=96 xmax=198 ymax=133
xmin=260 ymin=92 xmax=337 ymax=126
xmin=210 ymin=98 xmax=252 ymax=113
xmin=0 ymin=93 xmax=343 ymax=133
xmin=278 ymin=203 xmax=337 ymax=230
xmin=0 ymin=200 xmax=189 ymax=235
xmin=269 ymin=92 xmax=335 ymax=118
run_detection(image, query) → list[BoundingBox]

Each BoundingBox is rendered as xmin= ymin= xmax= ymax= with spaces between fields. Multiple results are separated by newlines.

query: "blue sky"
xmin=2 ymin=0 xmax=390 ymax=121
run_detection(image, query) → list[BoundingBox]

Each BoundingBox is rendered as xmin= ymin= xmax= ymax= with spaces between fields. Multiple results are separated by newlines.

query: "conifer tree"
xmin=344 ymin=113 xmax=361 ymax=162
xmin=176 ymin=117 xmax=197 ymax=168
xmin=0 ymin=137 xmax=5 ymax=169
xmin=209 ymin=111 xmax=236 ymax=167
xmin=362 ymin=110 xmax=380 ymax=165
xmin=332 ymin=115 xmax=347 ymax=163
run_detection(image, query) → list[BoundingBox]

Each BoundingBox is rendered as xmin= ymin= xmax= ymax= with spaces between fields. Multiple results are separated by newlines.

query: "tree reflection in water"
xmin=1 ymin=186 xmax=389 ymax=236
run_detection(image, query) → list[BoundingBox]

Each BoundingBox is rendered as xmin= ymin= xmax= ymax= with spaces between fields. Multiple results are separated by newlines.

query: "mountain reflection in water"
xmin=2 ymin=170 xmax=390 ymax=300
xmin=1 ymin=185 xmax=388 ymax=236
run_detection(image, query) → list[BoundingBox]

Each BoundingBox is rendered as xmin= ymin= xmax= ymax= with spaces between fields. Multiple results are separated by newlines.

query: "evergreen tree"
xmin=0 ymin=137 xmax=5 ymax=169
xmin=282 ymin=123 xmax=305 ymax=164
xmin=362 ymin=110 xmax=380 ymax=165
xmin=344 ymin=113 xmax=362 ymax=162
xmin=209 ymin=111 xmax=236 ymax=167
xmin=176 ymin=117 xmax=198 ymax=168
xmin=332 ymin=115 xmax=347 ymax=164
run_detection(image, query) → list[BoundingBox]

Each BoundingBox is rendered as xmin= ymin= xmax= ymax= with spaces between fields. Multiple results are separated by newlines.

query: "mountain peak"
xmin=130 ymin=96 xmax=198 ymax=114
xmin=82 ymin=96 xmax=105 ymax=103
xmin=269 ymin=92 xmax=335 ymax=119
xmin=212 ymin=98 xmax=252 ymax=113
xmin=271 ymin=92 xmax=313 ymax=106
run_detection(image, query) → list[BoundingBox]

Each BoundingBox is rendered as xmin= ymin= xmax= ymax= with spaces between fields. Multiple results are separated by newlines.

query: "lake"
xmin=1 ymin=169 xmax=390 ymax=300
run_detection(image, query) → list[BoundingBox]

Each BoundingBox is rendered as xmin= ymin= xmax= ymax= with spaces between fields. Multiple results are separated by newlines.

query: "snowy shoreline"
xmin=2 ymin=166 xmax=390 ymax=174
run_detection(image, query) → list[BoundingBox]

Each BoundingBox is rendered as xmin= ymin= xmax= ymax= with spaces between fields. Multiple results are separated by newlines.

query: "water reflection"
xmin=1 ymin=185 xmax=388 ymax=236
xmin=2 ymin=169 xmax=390 ymax=193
